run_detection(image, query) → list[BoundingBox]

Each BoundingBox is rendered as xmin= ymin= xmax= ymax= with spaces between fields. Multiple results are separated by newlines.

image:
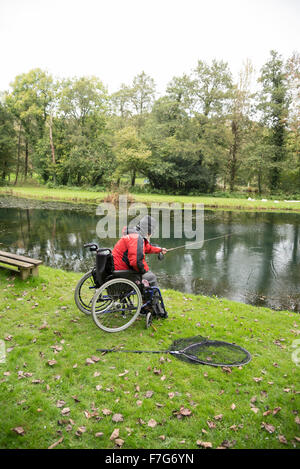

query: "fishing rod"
xmin=158 ymin=232 xmax=237 ymax=259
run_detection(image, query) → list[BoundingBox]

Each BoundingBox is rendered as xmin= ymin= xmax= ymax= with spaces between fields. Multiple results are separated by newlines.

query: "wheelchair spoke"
xmin=92 ymin=278 xmax=142 ymax=332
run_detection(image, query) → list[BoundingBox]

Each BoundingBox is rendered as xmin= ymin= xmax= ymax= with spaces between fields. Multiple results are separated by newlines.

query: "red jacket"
xmin=112 ymin=230 xmax=162 ymax=274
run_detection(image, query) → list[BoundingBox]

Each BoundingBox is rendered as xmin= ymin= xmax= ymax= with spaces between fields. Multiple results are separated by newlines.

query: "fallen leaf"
xmin=12 ymin=427 xmax=25 ymax=435
xmin=231 ymin=403 xmax=236 ymax=411
xmin=90 ymin=355 xmax=100 ymax=362
xmin=56 ymin=400 xmax=66 ymax=408
xmin=85 ymin=358 xmax=95 ymax=365
xmin=47 ymin=360 xmax=57 ymax=366
xmin=115 ymin=438 xmax=124 ymax=447
xmin=214 ymin=414 xmax=223 ymax=421
xmin=110 ymin=428 xmax=120 ymax=440
xmin=77 ymin=426 xmax=86 ymax=434
xmin=278 ymin=435 xmax=287 ymax=444
xmin=196 ymin=440 xmax=212 ymax=449
xmin=148 ymin=418 xmax=157 ymax=428
xmin=145 ymin=390 xmax=154 ymax=398
xmin=251 ymin=407 xmax=259 ymax=414
xmin=95 ymin=432 xmax=104 ymax=437
xmin=207 ymin=420 xmax=216 ymax=429
xmin=112 ymin=413 xmax=124 ymax=423
xmin=273 ymin=407 xmax=281 ymax=415
xmin=102 ymin=408 xmax=112 ymax=416
xmin=48 ymin=436 xmax=64 ymax=449
xmin=220 ymin=439 xmax=236 ymax=448
xmin=261 ymin=422 xmax=275 ymax=434
xmin=180 ymin=407 xmax=192 ymax=417
xmin=61 ymin=407 xmax=70 ymax=415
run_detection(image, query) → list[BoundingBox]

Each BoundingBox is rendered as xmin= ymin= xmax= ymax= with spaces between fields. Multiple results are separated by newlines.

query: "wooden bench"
xmin=0 ymin=250 xmax=43 ymax=280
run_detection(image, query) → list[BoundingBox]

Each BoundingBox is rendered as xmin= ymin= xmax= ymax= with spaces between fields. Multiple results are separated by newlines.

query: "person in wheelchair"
xmin=112 ymin=215 xmax=168 ymax=316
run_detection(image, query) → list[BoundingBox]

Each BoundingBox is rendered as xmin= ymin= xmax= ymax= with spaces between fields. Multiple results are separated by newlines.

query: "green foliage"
xmin=0 ymin=53 xmax=299 ymax=194
xmin=257 ymin=51 xmax=290 ymax=190
xmin=0 ymin=100 xmax=16 ymax=180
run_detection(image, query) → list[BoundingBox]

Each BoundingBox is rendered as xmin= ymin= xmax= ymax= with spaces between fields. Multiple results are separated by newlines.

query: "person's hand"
xmin=161 ymin=248 xmax=168 ymax=255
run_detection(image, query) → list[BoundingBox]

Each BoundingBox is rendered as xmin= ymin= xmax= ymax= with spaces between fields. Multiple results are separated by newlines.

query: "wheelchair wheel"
xmin=91 ymin=278 xmax=142 ymax=332
xmin=74 ymin=270 xmax=112 ymax=315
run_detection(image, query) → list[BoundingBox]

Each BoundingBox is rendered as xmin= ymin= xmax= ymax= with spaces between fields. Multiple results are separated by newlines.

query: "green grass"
xmin=0 ymin=266 xmax=299 ymax=449
xmin=1 ymin=185 xmax=300 ymax=213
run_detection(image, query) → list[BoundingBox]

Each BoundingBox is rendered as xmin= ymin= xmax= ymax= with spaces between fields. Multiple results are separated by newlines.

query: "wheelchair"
xmin=74 ymin=243 xmax=167 ymax=332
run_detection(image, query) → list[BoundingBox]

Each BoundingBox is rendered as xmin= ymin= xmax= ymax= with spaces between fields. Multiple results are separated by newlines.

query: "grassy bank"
xmin=0 ymin=266 xmax=299 ymax=449
xmin=1 ymin=185 xmax=300 ymax=212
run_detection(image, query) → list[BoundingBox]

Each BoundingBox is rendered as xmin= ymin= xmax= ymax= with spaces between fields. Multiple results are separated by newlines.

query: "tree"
xmin=113 ymin=126 xmax=151 ymax=186
xmin=227 ymin=60 xmax=254 ymax=191
xmin=130 ymin=72 xmax=156 ymax=116
xmin=284 ymin=52 xmax=300 ymax=191
xmin=55 ymin=77 xmax=112 ymax=186
xmin=110 ymin=84 xmax=134 ymax=121
xmin=6 ymin=69 xmax=54 ymax=183
xmin=241 ymin=123 xmax=274 ymax=194
xmin=258 ymin=50 xmax=290 ymax=191
xmin=0 ymin=99 xmax=16 ymax=182
xmin=143 ymin=97 xmax=216 ymax=193
xmin=192 ymin=59 xmax=233 ymax=117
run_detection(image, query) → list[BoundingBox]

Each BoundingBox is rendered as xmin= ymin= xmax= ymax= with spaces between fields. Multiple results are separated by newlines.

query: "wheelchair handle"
xmin=84 ymin=243 xmax=99 ymax=251
xmin=97 ymin=248 xmax=112 ymax=254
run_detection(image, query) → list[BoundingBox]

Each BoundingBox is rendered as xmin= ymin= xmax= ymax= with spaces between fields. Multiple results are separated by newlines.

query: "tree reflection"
xmin=0 ymin=201 xmax=299 ymax=311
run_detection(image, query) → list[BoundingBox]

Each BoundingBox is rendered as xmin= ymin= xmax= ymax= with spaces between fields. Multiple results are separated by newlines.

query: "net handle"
xmin=96 ymin=348 xmax=170 ymax=354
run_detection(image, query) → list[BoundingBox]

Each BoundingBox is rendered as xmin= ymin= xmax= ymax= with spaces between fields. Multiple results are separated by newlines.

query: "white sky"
xmin=0 ymin=0 xmax=299 ymax=95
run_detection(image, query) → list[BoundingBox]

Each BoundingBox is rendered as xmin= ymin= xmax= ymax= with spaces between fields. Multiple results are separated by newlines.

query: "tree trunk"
xmin=24 ymin=139 xmax=29 ymax=181
xmin=131 ymin=169 xmax=136 ymax=187
xmin=229 ymin=121 xmax=238 ymax=192
xmin=49 ymin=114 xmax=56 ymax=184
xmin=14 ymin=123 xmax=22 ymax=186
xmin=2 ymin=160 xmax=7 ymax=181
xmin=258 ymin=168 xmax=262 ymax=195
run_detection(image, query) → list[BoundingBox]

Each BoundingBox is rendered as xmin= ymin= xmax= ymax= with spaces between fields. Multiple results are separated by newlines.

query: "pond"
xmin=0 ymin=195 xmax=299 ymax=312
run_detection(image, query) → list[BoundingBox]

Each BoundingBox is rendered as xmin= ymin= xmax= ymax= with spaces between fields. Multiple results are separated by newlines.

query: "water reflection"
xmin=0 ymin=196 xmax=299 ymax=312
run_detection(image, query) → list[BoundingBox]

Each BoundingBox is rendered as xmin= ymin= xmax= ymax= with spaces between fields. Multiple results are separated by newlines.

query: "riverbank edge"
xmin=1 ymin=186 xmax=300 ymax=213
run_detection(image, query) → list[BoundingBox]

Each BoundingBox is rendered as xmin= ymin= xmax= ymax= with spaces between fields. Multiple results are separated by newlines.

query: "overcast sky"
xmin=0 ymin=0 xmax=299 ymax=95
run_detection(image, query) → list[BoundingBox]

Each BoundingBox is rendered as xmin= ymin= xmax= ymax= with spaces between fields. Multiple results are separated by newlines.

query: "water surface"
xmin=0 ymin=195 xmax=299 ymax=312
